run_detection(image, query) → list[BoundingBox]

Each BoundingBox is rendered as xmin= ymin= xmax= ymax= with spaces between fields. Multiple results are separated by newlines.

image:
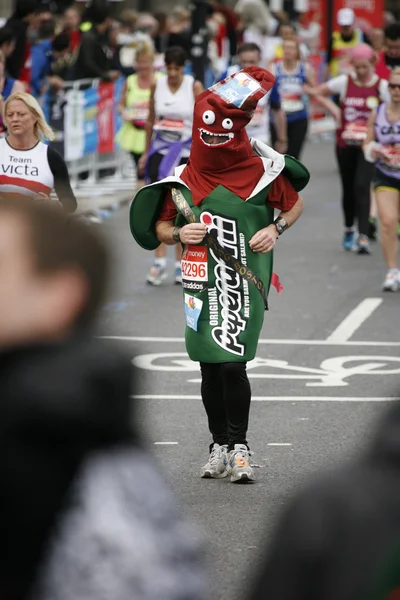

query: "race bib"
xmin=131 ymin=101 xmax=149 ymax=129
xmin=282 ymin=97 xmax=304 ymax=113
xmin=154 ymin=118 xmax=184 ymax=132
xmin=154 ymin=118 xmax=184 ymax=142
xmin=181 ymin=245 xmax=208 ymax=293
xmin=341 ymin=123 xmax=367 ymax=146
xmin=184 ymin=294 xmax=203 ymax=332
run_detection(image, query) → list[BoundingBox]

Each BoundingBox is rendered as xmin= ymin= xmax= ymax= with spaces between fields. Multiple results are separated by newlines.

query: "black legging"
xmin=335 ymin=146 xmax=374 ymax=236
xmin=271 ymin=117 xmax=308 ymax=159
xmin=200 ymin=362 xmax=251 ymax=451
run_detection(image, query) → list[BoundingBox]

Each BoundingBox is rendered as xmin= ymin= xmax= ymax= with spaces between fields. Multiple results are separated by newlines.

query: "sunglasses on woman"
xmin=388 ymin=83 xmax=400 ymax=90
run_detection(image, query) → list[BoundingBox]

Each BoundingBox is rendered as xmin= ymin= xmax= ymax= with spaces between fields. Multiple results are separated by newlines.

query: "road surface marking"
xmin=153 ymin=441 xmax=179 ymax=445
xmin=132 ymin=395 xmax=400 ymax=402
xmin=102 ymin=335 xmax=400 ymax=346
xmin=326 ymin=298 xmax=383 ymax=343
xmin=267 ymin=443 xmax=292 ymax=446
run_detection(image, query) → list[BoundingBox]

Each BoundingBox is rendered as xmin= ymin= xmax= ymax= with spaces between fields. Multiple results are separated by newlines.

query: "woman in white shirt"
xmin=139 ymin=46 xmax=203 ymax=286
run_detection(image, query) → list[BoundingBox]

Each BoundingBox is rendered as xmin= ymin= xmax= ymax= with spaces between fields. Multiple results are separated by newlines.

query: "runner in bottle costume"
xmin=130 ymin=67 xmax=309 ymax=482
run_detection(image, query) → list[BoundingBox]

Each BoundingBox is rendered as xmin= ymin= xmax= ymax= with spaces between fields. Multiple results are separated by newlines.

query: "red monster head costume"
xmin=180 ymin=67 xmax=276 ymax=205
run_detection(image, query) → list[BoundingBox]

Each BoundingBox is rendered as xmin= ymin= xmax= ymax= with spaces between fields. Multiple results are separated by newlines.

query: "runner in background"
xmin=138 ymin=46 xmax=203 ymax=286
xmin=269 ymin=38 xmax=313 ymax=160
xmin=116 ymin=41 xmax=158 ymax=188
xmin=311 ymin=44 xmax=389 ymax=254
xmin=327 ymin=8 xmax=366 ymax=80
xmin=375 ymin=22 xmax=400 ymax=241
xmin=0 ymin=92 xmax=77 ymax=213
xmin=226 ymin=43 xmax=287 ymax=153
xmin=267 ymin=22 xmax=309 ymax=64
xmin=363 ymin=68 xmax=400 ymax=291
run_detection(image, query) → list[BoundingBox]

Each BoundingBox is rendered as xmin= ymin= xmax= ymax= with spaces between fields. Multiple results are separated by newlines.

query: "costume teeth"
xmin=199 ymin=128 xmax=234 ymax=146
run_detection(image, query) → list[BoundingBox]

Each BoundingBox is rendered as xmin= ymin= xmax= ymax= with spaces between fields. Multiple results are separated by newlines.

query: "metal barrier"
xmin=44 ymin=77 xmax=136 ymax=201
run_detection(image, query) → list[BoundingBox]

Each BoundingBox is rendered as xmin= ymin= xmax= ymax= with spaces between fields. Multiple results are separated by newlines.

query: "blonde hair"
xmin=3 ymin=92 xmax=55 ymax=142
xmin=135 ymin=40 xmax=155 ymax=61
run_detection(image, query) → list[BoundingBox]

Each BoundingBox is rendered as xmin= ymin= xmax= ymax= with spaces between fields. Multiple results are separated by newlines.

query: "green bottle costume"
xmin=130 ymin=146 xmax=309 ymax=363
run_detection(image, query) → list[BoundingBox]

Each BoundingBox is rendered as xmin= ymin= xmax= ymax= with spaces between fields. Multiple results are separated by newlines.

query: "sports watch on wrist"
xmin=274 ymin=216 xmax=288 ymax=236
xmin=172 ymin=226 xmax=181 ymax=243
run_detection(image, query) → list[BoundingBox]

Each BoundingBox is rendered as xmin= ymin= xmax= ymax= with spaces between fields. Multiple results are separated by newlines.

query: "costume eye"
xmin=222 ymin=118 xmax=233 ymax=130
xmin=202 ymin=110 xmax=215 ymax=125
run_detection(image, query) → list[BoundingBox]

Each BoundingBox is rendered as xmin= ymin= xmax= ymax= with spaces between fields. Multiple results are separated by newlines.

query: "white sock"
xmin=154 ymin=257 xmax=166 ymax=268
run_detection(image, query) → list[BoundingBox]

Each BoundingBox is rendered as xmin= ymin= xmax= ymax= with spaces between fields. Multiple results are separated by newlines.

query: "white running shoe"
xmin=382 ymin=269 xmax=400 ymax=292
xmin=227 ymin=444 xmax=255 ymax=483
xmin=200 ymin=443 xmax=228 ymax=479
xmin=146 ymin=264 xmax=167 ymax=286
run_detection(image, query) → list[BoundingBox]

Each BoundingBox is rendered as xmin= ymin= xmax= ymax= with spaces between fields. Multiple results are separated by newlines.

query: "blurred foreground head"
xmin=0 ymin=196 xmax=108 ymax=347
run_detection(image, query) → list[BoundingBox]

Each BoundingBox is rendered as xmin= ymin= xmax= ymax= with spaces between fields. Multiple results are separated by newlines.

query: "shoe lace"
xmin=209 ymin=445 xmax=227 ymax=465
xmin=230 ymin=447 xmax=262 ymax=468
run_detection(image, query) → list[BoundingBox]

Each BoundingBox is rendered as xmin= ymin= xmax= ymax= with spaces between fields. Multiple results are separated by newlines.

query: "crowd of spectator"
xmin=0 ymin=0 xmax=398 ymax=106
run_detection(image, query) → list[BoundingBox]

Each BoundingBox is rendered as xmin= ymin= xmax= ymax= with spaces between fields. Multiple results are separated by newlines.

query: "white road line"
xmin=153 ymin=441 xmax=178 ymax=445
xmin=268 ymin=443 xmax=292 ymax=446
xmin=131 ymin=395 xmax=400 ymax=402
xmin=326 ymin=298 xmax=383 ymax=343
xmin=102 ymin=336 xmax=400 ymax=346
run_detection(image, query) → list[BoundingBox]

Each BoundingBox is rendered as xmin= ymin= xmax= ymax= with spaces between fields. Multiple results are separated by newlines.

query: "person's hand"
xmin=249 ymin=224 xmax=278 ymax=253
xmin=108 ymin=70 xmax=121 ymax=82
xmin=180 ymin=223 xmax=207 ymax=245
xmin=275 ymin=140 xmax=288 ymax=154
xmin=138 ymin=152 xmax=148 ymax=174
xmin=373 ymin=146 xmax=389 ymax=161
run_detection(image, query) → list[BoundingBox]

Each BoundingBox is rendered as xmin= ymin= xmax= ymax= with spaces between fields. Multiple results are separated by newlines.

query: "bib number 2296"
xmin=181 ymin=245 xmax=208 ymax=293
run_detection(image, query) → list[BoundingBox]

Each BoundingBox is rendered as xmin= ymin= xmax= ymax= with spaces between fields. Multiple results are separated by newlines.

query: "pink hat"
xmin=351 ymin=43 xmax=375 ymax=61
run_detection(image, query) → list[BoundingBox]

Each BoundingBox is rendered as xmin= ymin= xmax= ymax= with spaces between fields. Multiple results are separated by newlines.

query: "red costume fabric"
xmin=179 ymin=67 xmax=278 ymax=205
xmin=158 ymin=176 xmax=299 ymax=221
xmin=158 ymin=66 xmax=299 ymax=221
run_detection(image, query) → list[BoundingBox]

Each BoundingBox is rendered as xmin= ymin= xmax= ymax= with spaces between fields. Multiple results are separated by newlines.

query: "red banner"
xmin=332 ymin=0 xmax=384 ymax=37
xmin=97 ymin=82 xmax=115 ymax=155
xmin=300 ymin=0 xmax=328 ymax=53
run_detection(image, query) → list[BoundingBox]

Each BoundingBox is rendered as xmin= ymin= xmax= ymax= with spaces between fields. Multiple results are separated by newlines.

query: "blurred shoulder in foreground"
xmin=247 ymin=401 xmax=400 ymax=600
xmin=0 ymin=196 xmax=205 ymax=600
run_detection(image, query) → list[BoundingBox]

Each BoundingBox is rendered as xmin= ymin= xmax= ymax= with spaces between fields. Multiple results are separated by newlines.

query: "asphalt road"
xmin=99 ymin=140 xmax=400 ymax=600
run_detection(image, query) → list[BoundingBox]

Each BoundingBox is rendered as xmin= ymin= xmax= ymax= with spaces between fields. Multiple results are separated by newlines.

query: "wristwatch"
xmin=274 ymin=216 xmax=288 ymax=236
xmin=172 ymin=226 xmax=182 ymax=243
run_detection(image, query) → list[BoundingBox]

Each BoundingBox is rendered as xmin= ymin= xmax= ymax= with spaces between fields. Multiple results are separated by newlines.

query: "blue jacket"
xmin=31 ymin=39 xmax=53 ymax=98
